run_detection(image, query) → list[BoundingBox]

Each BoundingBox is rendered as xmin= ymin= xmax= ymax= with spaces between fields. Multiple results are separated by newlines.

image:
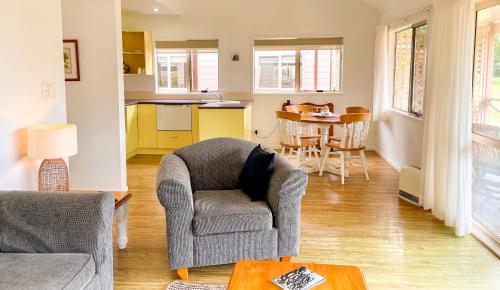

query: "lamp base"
xmin=39 ymin=158 xmax=69 ymax=192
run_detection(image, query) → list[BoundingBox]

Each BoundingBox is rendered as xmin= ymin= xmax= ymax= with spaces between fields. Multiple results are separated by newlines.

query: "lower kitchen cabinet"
xmin=157 ymin=131 xmax=193 ymax=149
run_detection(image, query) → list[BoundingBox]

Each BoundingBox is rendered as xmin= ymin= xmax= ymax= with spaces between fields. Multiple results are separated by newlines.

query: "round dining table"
xmin=300 ymin=113 xmax=342 ymax=148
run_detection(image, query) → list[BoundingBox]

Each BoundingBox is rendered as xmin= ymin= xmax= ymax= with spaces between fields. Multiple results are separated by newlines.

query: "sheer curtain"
xmin=372 ymin=25 xmax=389 ymax=122
xmin=421 ymin=0 xmax=475 ymax=236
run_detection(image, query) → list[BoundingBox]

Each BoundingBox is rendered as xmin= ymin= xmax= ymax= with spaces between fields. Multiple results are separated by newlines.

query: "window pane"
xmin=317 ymin=50 xmax=331 ymax=90
xmin=258 ymin=55 xmax=279 ymax=88
xmin=281 ymin=54 xmax=296 ymax=89
xmin=394 ymin=28 xmax=413 ymax=111
xmin=472 ymin=5 xmax=500 ymax=246
xmin=193 ymin=51 xmax=219 ymax=91
xmin=300 ymin=48 xmax=342 ymax=92
xmin=411 ymin=25 xmax=428 ymax=115
xmin=169 ymin=54 xmax=187 ymax=88
xmin=254 ymin=51 xmax=296 ymax=91
xmin=300 ymin=50 xmax=315 ymax=91
xmin=157 ymin=51 xmax=188 ymax=92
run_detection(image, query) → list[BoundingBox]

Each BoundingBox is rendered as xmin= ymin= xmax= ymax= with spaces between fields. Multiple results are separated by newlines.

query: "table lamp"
xmin=28 ymin=124 xmax=78 ymax=191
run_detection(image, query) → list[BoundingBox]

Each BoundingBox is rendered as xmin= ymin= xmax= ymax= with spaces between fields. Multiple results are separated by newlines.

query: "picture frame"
xmin=63 ymin=40 xmax=80 ymax=81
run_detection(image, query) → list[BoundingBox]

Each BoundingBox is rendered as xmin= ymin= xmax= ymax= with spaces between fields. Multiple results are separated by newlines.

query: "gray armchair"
xmin=156 ymin=138 xmax=308 ymax=278
xmin=0 ymin=191 xmax=115 ymax=290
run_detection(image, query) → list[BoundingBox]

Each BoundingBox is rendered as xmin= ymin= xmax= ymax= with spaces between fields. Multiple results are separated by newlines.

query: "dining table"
xmin=296 ymin=113 xmax=343 ymax=175
xmin=300 ymin=113 xmax=342 ymax=147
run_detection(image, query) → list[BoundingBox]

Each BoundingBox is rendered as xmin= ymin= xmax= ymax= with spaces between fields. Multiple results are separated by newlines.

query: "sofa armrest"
xmin=0 ymin=191 xmax=114 ymax=289
xmin=156 ymin=154 xmax=194 ymax=269
xmin=267 ymin=155 xmax=308 ymax=257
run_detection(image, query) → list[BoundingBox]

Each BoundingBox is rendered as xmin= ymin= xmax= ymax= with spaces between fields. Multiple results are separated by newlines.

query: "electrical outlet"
xmin=41 ymin=83 xmax=56 ymax=99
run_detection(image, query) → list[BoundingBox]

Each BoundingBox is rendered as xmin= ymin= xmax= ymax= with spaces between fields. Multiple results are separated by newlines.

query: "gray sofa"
xmin=156 ymin=138 xmax=308 ymax=275
xmin=0 ymin=191 xmax=114 ymax=290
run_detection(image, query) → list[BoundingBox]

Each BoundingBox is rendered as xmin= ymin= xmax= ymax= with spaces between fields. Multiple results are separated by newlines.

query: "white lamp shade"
xmin=28 ymin=124 xmax=78 ymax=159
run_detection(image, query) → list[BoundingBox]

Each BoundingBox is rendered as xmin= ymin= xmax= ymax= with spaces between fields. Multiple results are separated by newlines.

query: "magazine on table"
xmin=272 ymin=266 xmax=325 ymax=290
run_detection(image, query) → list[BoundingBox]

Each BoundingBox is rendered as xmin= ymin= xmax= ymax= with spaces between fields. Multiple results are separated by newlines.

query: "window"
xmin=253 ymin=38 xmax=343 ymax=93
xmin=254 ymin=50 xmax=296 ymax=91
xmin=393 ymin=23 xmax=428 ymax=116
xmin=471 ymin=4 xmax=500 ymax=254
xmin=155 ymin=40 xmax=219 ymax=94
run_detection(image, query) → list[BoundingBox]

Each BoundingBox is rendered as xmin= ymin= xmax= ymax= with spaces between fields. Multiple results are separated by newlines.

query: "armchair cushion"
xmin=174 ymin=138 xmax=256 ymax=191
xmin=193 ymin=190 xmax=273 ymax=236
xmin=0 ymin=253 xmax=95 ymax=290
xmin=239 ymin=145 xmax=275 ymax=201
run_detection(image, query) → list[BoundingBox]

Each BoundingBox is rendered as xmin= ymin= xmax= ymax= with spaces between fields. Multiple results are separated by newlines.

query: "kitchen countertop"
xmin=125 ymin=99 xmax=253 ymax=109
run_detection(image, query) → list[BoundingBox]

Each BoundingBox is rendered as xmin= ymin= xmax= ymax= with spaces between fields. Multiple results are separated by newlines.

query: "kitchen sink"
xmin=201 ymin=100 xmax=241 ymax=104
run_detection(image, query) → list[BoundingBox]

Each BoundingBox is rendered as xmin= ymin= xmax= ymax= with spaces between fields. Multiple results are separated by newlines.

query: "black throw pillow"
xmin=239 ymin=145 xmax=275 ymax=201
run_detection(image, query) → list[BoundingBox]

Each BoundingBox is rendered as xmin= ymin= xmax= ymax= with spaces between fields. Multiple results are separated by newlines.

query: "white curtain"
xmin=421 ymin=0 xmax=475 ymax=236
xmin=372 ymin=25 xmax=389 ymax=122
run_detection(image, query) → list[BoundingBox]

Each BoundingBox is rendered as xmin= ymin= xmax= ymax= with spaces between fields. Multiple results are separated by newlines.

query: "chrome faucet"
xmin=203 ymin=89 xmax=224 ymax=102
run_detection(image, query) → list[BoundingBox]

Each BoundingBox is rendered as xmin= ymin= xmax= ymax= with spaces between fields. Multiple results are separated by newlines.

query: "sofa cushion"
xmin=193 ymin=190 xmax=273 ymax=236
xmin=0 ymin=253 xmax=95 ymax=290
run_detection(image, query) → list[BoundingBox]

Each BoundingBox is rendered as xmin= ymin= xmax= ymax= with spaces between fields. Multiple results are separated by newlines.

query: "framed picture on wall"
xmin=63 ymin=40 xmax=80 ymax=81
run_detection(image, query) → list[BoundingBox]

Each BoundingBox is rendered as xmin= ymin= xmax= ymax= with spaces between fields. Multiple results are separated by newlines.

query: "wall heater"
xmin=399 ymin=166 xmax=422 ymax=206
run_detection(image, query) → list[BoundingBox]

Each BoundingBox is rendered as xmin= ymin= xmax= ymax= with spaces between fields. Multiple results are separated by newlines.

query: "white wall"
xmin=123 ymin=0 xmax=379 ymax=148
xmin=62 ymin=0 xmax=127 ymax=191
xmin=0 ymin=1 xmax=67 ymax=189
xmin=372 ymin=9 xmax=430 ymax=171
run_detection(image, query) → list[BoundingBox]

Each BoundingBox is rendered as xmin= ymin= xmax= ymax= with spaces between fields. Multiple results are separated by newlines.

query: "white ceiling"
xmin=121 ymin=0 xmax=181 ymax=15
xmin=361 ymin=0 xmax=432 ymax=20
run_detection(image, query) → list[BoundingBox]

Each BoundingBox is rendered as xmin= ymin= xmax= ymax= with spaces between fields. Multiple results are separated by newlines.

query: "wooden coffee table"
xmin=228 ymin=260 xmax=367 ymax=290
xmin=113 ymin=191 xmax=132 ymax=250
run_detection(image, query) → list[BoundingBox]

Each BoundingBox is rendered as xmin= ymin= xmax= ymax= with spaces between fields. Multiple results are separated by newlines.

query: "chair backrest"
xmin=174 ymin=138 xmax=256 ymax=191
xmin=285 ymin=105 xmax=317 ymax=114
xmin=276 ymin=111 xmax=309 ymax=147
xmin=346 ymin=106 xmax=370 ymax=113
xmin=338 ymin=113 xmax=371 ymax=149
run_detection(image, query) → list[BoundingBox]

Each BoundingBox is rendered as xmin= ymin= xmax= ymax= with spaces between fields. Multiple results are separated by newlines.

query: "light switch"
xmin=41 ymin=83 xmax=56 ymax=99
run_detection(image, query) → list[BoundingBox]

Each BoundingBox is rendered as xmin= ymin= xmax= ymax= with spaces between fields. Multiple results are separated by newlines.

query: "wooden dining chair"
xmin=319 ymin=113 xmax=371 ymax=184
xmin=285 ymin=104 xmax=317 ymax=114
xmin=346 ymin=106 xmax=370 ymax=113
xmin=276 ymin=111 xmax=321 ymax=169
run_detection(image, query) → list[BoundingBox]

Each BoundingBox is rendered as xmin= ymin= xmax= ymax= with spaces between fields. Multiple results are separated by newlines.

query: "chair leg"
xmin=296 ymin=148 xmax=302 ymax=168
xmin=360 ymin=150 xmax=370 ymax=181
xmin=319 ymin=147 xmax=329 ymax=176
xmin=313 ymin=146 xmax=321 ymax=170
xmin=177 ymin=268 xmax=189 ymax=280
xmin=280 ymin=256 xmax=292 ymax=263
xmin=340 ymin=152 xmax=345 ymax=185
xmin=281 ymin=146 xmax=286 ymax=155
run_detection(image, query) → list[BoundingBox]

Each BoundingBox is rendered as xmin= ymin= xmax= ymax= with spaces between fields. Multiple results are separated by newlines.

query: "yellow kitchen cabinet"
xmin=125 ymin=104 xmax=139 ymax=158
xmin=138 ymin=104 xmax=158 ymax=148
xmin=157 ymin=131 xmax=193 ymax=149
xmin=122 ymin=30 xmax=153 ymax=75
xmin=191 ymin=105 xmax=200 ymax=143
xmin=198 ymin=105 xmax=253 ymax=141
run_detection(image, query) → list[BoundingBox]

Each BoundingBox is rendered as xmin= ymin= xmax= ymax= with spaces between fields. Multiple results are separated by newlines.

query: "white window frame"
xmin=155 ymin=49 xmax=219 ymax=94
xmin=252 ymin=46 xmax=344 ymax=95
xmin=254 ymin=50 xmax=296 ymax=93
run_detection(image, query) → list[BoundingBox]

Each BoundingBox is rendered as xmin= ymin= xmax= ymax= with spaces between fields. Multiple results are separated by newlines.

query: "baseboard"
xmin=372 ymin=148 xmax=402 ymax=172
xmin=127 ymin=148 xmax=175 ymax=159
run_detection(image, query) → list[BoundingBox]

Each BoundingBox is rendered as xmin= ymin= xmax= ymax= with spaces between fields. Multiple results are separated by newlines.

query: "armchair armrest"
xmin=267 ymin=155 xmax=308 ymax=257
xmin=156 ymin=154 xmax=194 ymax=269
xmin=0 ymin=191 xmax=114 ymax=289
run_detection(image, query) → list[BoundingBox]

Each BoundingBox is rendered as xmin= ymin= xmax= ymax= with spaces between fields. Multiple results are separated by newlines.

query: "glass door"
xmin=472 ymin=4 xmax=500 ymax=254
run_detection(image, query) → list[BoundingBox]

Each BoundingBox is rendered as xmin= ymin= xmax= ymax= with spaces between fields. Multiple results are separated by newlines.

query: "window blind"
xmin=254 ymin=37 xmax=343 ymax=48
xmin=156 ymin=39 xmax=219 ymax=49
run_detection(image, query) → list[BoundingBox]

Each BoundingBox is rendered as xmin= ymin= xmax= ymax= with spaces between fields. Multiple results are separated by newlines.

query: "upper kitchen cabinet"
xmin=122 ymin=30 xmax=153 ymax=75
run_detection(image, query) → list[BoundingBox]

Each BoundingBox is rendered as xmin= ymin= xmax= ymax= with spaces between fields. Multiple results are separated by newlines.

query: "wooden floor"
xmin=114 ymin=152 xmax=500 ymax=290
